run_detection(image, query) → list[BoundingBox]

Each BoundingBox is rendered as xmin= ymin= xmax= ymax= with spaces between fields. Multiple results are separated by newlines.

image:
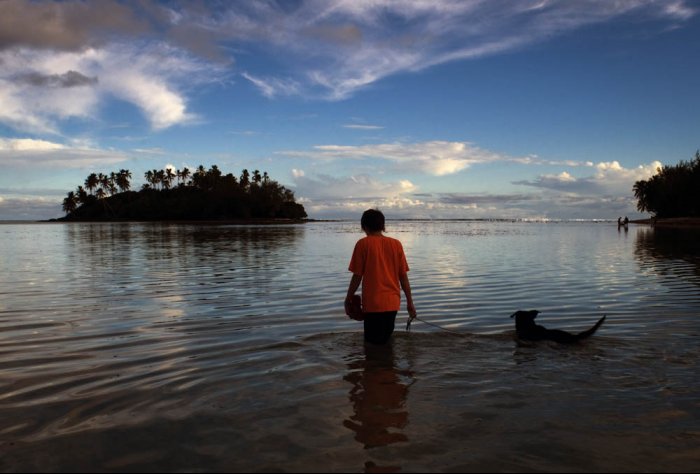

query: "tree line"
xmin=62 ymin=166 xmax=307 ymax=220
xmin=633 ymin=151 xmax=700 ymax=219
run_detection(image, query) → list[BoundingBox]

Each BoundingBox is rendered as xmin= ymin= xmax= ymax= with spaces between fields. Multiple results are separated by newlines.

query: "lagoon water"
xmin=1 ymin=220 xmax=699 ymax=472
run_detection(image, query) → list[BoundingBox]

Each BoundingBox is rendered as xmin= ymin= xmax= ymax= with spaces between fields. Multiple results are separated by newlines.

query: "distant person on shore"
xmin=617 ymin=217 xmax=622 ymax=227
xmin=624 ymin=216 xmax=629 ymax=226
xmin=345 ymin=209 xmax=417 ymax=345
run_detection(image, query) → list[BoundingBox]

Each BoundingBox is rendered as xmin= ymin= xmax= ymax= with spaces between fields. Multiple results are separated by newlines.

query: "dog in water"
xmin=510 ymin=310 xmax=606 ymax=343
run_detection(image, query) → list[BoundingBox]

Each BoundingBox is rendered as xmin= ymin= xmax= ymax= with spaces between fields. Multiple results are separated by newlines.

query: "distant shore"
xmin=630 ymin=217 xmax=700 ymax=227
xmin=47 ymin=217 xmax=317 ymax=225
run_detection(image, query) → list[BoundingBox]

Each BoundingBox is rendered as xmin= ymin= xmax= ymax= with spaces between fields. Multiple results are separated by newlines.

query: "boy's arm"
xmin=399 ymin=272 xmax=417 ymax=320
xmin=345 ymin=274 xmax=363 ymax=315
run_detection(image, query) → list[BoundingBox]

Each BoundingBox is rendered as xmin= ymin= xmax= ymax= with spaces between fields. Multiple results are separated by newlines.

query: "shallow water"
xmin=1 ymin=221 xmax=699 ymax=472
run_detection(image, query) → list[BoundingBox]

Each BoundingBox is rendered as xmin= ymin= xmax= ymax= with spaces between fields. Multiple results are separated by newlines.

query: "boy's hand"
xmin=406 ymin=302 xmax=417 ymax=332
xmin=407 ymin=302 xmax=417 ymax=321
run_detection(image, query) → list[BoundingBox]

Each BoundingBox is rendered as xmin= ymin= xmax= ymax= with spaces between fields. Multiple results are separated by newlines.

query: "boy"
xmin=345 ymin=209 xmax=417 ymax=344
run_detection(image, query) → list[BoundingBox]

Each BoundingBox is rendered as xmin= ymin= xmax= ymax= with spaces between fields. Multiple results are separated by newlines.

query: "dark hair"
xmin=361 ymin=209 xmax=385 ymax=232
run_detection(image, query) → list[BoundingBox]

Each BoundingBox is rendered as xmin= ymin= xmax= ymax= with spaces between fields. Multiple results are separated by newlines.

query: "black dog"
xmin=510 ymin=310 xmax=606 ymax=343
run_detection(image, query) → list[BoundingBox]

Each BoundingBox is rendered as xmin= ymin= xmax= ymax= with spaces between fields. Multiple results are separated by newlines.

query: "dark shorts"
xmin=363 ymin=311 xmax=398 ymax=345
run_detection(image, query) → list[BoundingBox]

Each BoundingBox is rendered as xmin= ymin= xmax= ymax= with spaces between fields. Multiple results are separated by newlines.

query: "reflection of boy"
xmin=345 ymin=209 xmax=417 ymax=344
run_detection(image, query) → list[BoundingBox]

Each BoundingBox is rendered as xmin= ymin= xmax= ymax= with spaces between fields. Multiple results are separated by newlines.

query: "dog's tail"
xmin=576 ymin=315 xmax=606 ymax=340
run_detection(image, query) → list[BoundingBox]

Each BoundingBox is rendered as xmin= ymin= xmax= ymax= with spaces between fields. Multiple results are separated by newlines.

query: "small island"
xmin=60 ymin=166 xmax=307 ymax=222
xmin=633 ymin=151 xmax=700 ymax=227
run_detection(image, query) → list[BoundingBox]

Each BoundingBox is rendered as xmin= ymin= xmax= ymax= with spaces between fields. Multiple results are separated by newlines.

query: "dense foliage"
xmin=633 ymin=152 xmax=700 ymax=218
xmin=61 ymin=166 xmax=307 ymax=220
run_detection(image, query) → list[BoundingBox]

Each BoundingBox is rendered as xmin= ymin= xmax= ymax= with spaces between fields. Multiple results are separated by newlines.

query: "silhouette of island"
xmin=60 ymin=166 xmax=307 ymax=221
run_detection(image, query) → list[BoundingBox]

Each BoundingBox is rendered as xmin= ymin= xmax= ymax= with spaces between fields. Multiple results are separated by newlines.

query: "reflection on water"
xmin=635 ymin=226 xmax=700 ymax=283
xmin=344 ymin=343 xmax=414 ymax=472
xmin=1 ymin=221 xmax=700 ymax=472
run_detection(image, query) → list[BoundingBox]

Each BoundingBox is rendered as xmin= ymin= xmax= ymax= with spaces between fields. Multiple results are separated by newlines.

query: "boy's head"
xmin=361 ymin=209 xmax=385 ymax=233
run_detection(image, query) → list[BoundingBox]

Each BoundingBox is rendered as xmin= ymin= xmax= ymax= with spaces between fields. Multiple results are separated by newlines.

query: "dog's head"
xmin=510 ymin=310 xmax=540 ymax=328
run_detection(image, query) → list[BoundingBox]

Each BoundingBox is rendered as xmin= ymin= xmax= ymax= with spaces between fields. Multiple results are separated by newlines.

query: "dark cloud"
xmin=0 ymin=0 xmax=152 ymax=51
xmin=19 ymin=71 xmax=98 ymax=88
xmin=0 ymin=0 xmax=228 ymax=62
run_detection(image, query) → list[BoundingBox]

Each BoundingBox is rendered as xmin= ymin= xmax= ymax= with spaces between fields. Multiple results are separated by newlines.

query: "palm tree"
xmin=252 ymin=169 xmax=262 ymax=187
xmin=145 ymin=170 xmax=154 ymax=189
xmin=62 ymin=191 xmax=78 ymax=215
xmin=165 ymin=168 xmax=176 ymax=189
xmin=116 ymin=169 xmax=132 ymax=192
xmin=633 ymin=180 xmax=650 ymax=213
xmin=97 ymin=173 xmax=109 ymax=196
xmin=158 ymin=169 xmax=169 ymax=190
xmin=240 ymin=169 xmax=250 ymax=190
xmin=180 ymin=167 xmax=191 ymax=186
xmin=107 ymin=172 xmax=118 ymax=195
xmin=85 ymin=173 xmax=99 ymax=195
xmin=152 ymin=169 xmax=162 ymax=190
xmin=75 ymin=186 xmax=88 ymax=205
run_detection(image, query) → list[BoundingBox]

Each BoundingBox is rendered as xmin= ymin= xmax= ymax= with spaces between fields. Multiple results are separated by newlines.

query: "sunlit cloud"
xmin=0 ymin=138 xmax=66 ymax=152
xmin=0 ymin=138 xmax=129 ymax=169
xmin=292 ymin=172 xmax=416 ymax=201
xmin=291 ymin=158 xmax=664 ymax=219
xmin=0 ymin=42 xmax=224 ymax=134
xmin=280 ymin=140 xmax=514 ymax=176
xmin=514 ymin=160 xmax=662 ymax=194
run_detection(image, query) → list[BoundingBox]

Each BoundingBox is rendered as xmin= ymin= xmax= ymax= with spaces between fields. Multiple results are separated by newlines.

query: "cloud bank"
xmin=288 ymin=150 xmax=663 ymax=219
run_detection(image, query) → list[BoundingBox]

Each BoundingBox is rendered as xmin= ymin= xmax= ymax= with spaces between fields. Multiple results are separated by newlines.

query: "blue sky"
xmin=1 ymin=0 xmax=699 ymax=220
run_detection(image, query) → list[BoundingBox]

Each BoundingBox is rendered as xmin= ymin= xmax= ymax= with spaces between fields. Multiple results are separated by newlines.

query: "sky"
xmin=1 ymin=0 xmax=699 ymax=221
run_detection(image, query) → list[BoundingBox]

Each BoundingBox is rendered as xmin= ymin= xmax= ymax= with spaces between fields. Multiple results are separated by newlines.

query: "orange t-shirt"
xmin=348 ymin=235 xmax=410 ymax=313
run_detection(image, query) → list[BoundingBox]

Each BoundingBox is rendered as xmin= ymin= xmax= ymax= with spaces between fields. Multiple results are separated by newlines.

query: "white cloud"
xmin=0 ymin=138 xmax=66 ymax=152
xmin=291 ymin=158 xmax=664 ymax=220
xmin=215 ymin=0 xmax=696 ymax=100
xmin=593 ymin=160 xmax=662 ymax=184
xmin=287 ymin=159 xmax=655 ymax=220
xmin=241 ymin=72 xmax=301 ymax=99
xmin=292 ymin=172 xmax=415 ymax=201
xmin=342 ymin=124 xmax=384 ymax=130
xmin=514 ymin=160 xmax=662 ymax=195
xmin=0 ymin=43 xmax=223 ymax=134
xmin=280 ymin=140 xmax=513 ymax=176
xmin=0 ymin=138 xmax=129 ymax=169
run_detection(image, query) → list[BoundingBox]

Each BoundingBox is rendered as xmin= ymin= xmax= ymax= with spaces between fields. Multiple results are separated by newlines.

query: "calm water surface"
xmin=1 ymin=221 xmax=699 ymax=472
